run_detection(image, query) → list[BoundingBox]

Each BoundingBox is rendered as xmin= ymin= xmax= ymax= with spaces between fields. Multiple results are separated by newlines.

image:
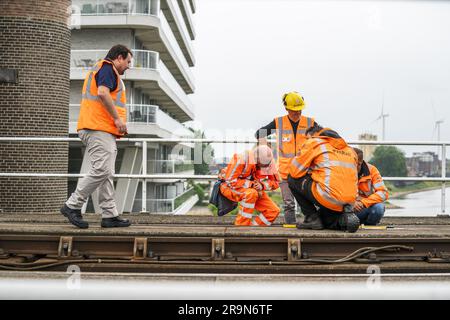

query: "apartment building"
xmin=69 ymin=0 xmax=198 ymax=214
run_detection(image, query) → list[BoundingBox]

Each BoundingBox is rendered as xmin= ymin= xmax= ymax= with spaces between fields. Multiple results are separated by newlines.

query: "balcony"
xmin=189 ymin=0 xmax=196 ymax=14
xmin=74 ymin=0 xmax=159 ymax=15
xmin=161 ymin=0 xmax=195 ymax=64
xmin=71 ymin=48 xmax=158 ymax=70
xmin=70 ymin=49 xmax=194 ymax=122
xmin=70 ymin=103 xmax=193 ymax=137
xmin=147 ymin=187 xmax=198 ymax=214
xmin=177 ymin=0 xmax=196 ymax=40
xmin=148 ymin=160 xmax=194 ymax=174
xmin=71 ymin=0 xmax=195 ymax=93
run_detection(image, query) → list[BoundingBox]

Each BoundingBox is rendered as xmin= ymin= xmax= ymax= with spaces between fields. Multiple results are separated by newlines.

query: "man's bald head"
xmin=253 ymin=145 xmax=274 ymax=167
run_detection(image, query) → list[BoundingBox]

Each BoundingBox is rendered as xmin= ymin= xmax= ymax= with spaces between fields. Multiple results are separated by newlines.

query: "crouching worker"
xmin=219 ymin=145 xmax=281 ymax=226
xmin=287 ymin=126 xmax=360 ymax=232
xmin=353 ymin=148 xmax=389 ymax=225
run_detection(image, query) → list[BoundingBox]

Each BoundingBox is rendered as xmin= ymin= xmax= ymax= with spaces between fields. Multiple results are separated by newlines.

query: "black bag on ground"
xmin=209 ymin=180 xmax=238 ymax=216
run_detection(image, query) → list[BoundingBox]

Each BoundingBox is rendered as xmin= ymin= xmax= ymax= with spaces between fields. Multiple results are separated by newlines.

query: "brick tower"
xmin=0 ymin=0 xmax=71 ymax=213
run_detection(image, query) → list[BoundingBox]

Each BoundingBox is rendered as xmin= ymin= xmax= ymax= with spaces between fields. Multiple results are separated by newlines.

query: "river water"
xmin=386 ymin=187 xmax=450 ymax=217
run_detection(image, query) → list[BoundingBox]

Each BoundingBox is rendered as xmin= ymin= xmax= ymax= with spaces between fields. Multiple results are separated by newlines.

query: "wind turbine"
xmin=434 ymin=119 xmax=445 ymax=141
xmin=375 ymin=94 xmax=389 ymax=140
xmin=431 ymin=99 xmax=445 ymax=141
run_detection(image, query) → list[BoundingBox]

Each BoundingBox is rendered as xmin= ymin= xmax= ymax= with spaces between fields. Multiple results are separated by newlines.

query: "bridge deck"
xmin=0 ymin=214 xmax=449 ymax=238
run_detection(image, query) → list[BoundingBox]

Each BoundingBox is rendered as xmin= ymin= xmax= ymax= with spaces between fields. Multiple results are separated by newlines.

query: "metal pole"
xmin=441 ymin=143 xmax=447 ymax=214
xmin=141 ymin=141 xmax=147 ymax=213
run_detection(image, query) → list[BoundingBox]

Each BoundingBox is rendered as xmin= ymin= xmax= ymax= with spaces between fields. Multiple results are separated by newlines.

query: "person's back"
xmin=290 ymin=129 xmax=358 ymax=212
xmin=308 ymin=134 xmax=358 ymax=211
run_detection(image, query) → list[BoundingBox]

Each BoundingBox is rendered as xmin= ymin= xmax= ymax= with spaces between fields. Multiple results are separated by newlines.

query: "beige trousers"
xmin=66 ymin=130 xmax=119 ymax=218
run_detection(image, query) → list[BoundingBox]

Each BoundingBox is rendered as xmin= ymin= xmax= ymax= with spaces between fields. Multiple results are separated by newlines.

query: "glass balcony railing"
xmin=70 ymin=103 xmax=192 ymax=136
xmin=71 ymin=49 xmax=158 ymax=70
xmin=148 ymin=160 xmax=194 ymax=174
xmin=128 ymin=104 xmax=158 ymax=124
xmin=147 ymin=187 xmax=196 ymax=213
xmin=72 ymin=0 xmax=159 ymax=16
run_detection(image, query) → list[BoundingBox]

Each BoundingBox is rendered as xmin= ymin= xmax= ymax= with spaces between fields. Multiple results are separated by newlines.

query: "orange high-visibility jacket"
xmin=289 ymin=131 xmax=358 ymax=211
xmin=274 ymin=115 xmax=315 ymax=180
xmin=219 ymin=151 xmax=279 ymax=191
xmin=358 ymin=161 xmax=389 ymax=207
xmin=77 ymin=59 xmax=127 ymax=137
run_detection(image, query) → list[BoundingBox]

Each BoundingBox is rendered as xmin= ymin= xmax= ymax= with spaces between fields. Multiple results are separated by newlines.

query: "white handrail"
xmin=0 ymin=137 xmax=448 ymax=214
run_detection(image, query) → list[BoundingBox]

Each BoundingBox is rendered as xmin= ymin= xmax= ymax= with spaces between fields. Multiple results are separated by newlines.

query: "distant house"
xmin=406 ymin=152 xmax=440 ymax=177
xmin=358 ymin=133 xmax=378 ymax=161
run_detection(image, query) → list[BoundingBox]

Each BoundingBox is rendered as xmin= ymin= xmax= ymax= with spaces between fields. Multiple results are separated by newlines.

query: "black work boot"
xmin=338 ymin=212 xmax=360 ymax=233
xmin=284 ymin=211 xmax=297 ymax=224
xmin=296 ymin=213 xmax=324 ymax=230
xmin=60 ymin=204 xmax=89 ymax=229
xmin=101 ymin=216 xmax=131 ymax=228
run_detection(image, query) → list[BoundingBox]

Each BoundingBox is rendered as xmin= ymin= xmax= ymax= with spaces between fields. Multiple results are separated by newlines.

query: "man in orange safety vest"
xmin=219 ymin=145 xmax=281 ymax=226
xmin=287 ymin=126 xmax=360 ymax=232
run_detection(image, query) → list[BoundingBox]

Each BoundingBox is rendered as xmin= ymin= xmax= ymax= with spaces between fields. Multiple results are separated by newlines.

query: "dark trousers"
xmin=287 ymin=174 xmax=343 ymax=230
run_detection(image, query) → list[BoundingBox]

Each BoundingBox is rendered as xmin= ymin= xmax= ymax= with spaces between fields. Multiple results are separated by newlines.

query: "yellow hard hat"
xmin=282 ymin=91 xmax=305 ymax=111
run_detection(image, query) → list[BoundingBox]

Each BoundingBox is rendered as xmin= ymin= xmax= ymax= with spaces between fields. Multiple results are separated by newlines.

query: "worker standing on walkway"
xmin=353 ymin=148 xmax=389 ymax=225
xmin=287 ymin=126 xmax=360 ymax=232
xmin=255 ymin=92 xmax=321 ymax=224
xmin=60 ymin=45 xmax=132 ymax=229
xmin=219 ymin=145 xmax=281 ymax=226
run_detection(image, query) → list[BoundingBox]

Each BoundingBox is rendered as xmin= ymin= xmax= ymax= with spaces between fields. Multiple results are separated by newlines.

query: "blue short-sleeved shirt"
xmin=95 ymin=63 xmax=118 ymax=91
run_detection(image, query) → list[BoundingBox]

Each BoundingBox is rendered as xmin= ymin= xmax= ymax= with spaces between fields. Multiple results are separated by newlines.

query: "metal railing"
xmin=71 ymin=49 xmax=158 ymax=70
xmin=72 ymin=0 xmax=160 ymax=16
xmin=0 ymin=137 xmax=448 ymax=214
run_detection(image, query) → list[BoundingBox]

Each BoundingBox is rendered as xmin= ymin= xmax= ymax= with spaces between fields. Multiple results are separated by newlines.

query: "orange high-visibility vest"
xmin=289 ymin=135 xmax=358 ymax=212
xmin=219 ymin=150 xmax=279 ymax=191
xmin=358 ymin=162 xmax=389 ymax=207
xmin=77 ymin=59 xmax=127 ymax=137
xmin=274 ymin=115 xmax=314 ymax=180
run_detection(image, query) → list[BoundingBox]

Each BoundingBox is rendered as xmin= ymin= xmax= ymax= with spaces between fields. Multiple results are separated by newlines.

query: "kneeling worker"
xmin=219 ymin=145 xmax=281 ymax=226
xmin=287 ymin=126 xmax=360 ymax=232
xmin=353 ymin=148 xmax=389 ymax=225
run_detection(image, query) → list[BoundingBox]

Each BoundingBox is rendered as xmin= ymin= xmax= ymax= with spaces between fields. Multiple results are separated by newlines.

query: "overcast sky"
xmin=188 ymin=0 xmax=450 ymax=157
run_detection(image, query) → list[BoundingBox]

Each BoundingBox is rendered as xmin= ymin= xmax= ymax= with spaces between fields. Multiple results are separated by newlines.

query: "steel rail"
xmin=1 ymin=234 xmax=450 ymax=271
xmin=0 ymin=235 xmax=450 ymax=273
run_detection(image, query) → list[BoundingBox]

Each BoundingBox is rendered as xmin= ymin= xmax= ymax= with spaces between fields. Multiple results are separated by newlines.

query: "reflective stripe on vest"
xmin=275 ymin=115 xmax=314 ymax=180
xmin=257 ymin=214 xmax=271 ymax=226
xmin=82 ymin=65 xmax=126 ymax=108
xmin=374 ymin=181 xmax=385 ymax=189
xmin=376 ymin=191 xmax=387 ymax=201
xmin=239 ymin=210 xmax=253 ymax=219
xmin=276 ymin=117 xmax=296 ymax=158
xmin=240 ymin=201 xmax=255 ymax=209
xmin=313 ymin=160 xmax=357 ymax=170
xmin=291 ymin=157 xmax=308 ymax=172
xmin=314 ymin=140 xmax=349 ymax=207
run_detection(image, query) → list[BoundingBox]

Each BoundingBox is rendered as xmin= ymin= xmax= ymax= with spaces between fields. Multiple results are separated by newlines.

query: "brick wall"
xmin=0 ymin=0 xmax=71 ymax=213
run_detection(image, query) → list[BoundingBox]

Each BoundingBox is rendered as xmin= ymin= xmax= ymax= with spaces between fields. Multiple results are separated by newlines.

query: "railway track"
xmin=1 ymin=232 xmax=450 ymax=274
xmin=0 ymin=216 xmax=449 ymax=274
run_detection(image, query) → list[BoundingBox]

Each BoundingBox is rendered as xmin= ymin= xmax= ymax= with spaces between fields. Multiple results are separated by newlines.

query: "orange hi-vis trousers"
xmin=220 ymin=185 xmax=280 ymax=226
